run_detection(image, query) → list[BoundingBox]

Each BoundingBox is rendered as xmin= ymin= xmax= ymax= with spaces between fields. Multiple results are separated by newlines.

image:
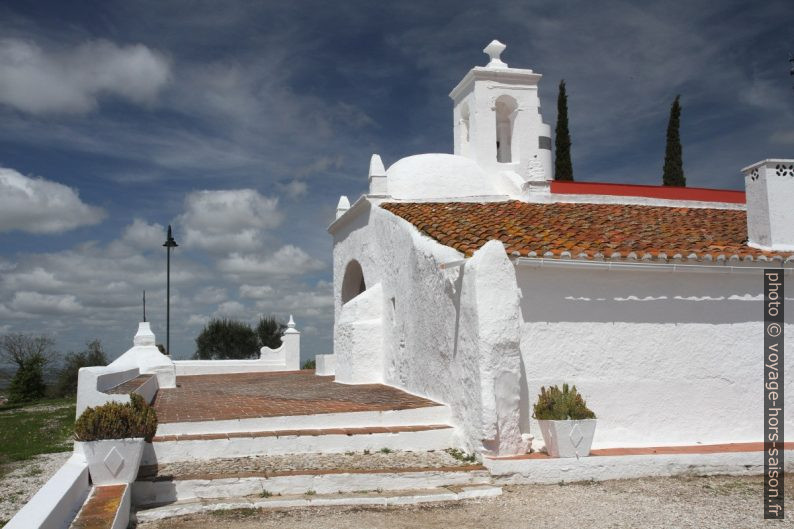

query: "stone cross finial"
xmin=484 ymin=40 xmax=508 ymax=69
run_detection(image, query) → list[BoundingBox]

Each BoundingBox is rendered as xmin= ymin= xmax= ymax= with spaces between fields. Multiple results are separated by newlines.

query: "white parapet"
xmin=315 ymin=353 xmax=336 ymax=375
xmin=173 ymin=316 xmax=302 ymax=375
xmin=4 ymin=453 xmax=90 ymax=529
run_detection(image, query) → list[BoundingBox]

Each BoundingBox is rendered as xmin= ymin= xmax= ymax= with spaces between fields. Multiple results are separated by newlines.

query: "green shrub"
xmin=301 ymin=359 xmax=316 ymax=370
xmin=255 ymin=316 xmax=286 ymax=350
xmin=532 ymin=383 xmax=595 ymax=421
xmin=194 ymin=319 xmax=259 ymax=360
xmin=74 ymin=394 xmax=158 ymax=442
xmin=55 ymin=340 xmax=108 ymax=397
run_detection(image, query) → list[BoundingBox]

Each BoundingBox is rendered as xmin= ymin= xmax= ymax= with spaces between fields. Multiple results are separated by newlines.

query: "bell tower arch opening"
xmin=495 ymin=95 xmax=517 ymax=163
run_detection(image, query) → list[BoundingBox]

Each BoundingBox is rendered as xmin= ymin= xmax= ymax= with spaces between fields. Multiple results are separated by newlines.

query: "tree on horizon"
xmin=662 ymin=95 xmax=685 ymax=186
xmin=554 ymin=80 xmax=573 ymax=181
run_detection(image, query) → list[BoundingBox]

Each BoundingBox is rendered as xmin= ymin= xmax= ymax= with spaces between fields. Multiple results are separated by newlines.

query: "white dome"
xmin=386 ymin=153 xmax=498 ymax=200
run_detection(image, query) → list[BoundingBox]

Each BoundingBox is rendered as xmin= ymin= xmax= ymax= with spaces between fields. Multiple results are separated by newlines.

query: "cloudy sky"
xmin=0 ymin=0 xmax=792 ymax=362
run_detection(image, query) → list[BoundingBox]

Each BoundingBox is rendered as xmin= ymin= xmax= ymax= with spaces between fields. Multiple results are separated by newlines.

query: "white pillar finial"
xmin=368 ymin=154 xmax=388 ymax=196
xmin=288 ymin=314 xmax=296 ymax=329
xmin=484 ymin=40 xmax=508 ymax=68
xmin=335 ymin=195 xmax=350 ymax=220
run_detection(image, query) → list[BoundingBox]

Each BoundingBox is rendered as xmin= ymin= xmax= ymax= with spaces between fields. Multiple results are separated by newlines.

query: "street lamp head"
xmin=163 ymin=225 xmax=179 ymax=248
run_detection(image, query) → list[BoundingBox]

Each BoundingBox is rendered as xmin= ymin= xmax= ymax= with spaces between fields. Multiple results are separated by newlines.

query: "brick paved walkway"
xmin=152 ymin=371 xmax=441 ymax=423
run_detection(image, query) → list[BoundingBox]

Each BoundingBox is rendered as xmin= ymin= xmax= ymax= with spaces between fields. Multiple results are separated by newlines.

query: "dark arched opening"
xmin=341 ymin=259 xmax=366 ymax=304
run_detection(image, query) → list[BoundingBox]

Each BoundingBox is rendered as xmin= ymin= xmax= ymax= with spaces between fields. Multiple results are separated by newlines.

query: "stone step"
xmin=133 ymin=450 xmax=489 ymax=506
xmin=134 ymin=484 xmax=502 ymax=523
xmin=143 ymin=424 xmax=456 ymax=464
xmin=104 ymin=374 xmax=154 ymax=395
xmin=154 ymin=403 xmax=452 ymax=436
xmin=69 ymin=484 xmax=130 ymax=529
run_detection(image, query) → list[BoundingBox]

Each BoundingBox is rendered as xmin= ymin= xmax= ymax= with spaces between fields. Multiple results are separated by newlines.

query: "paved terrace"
xmin=152 ymin=371 xmax=441 ymax=423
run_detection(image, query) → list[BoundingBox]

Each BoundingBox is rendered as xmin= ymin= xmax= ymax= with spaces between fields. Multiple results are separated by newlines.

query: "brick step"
xmin=133 ymin=458 xmax=491 ymax=506
xmin=69 ymin=484 xmax=130 ymax=529
xmin=134 ymin=484 xmax=502 ymax=523
xmin=104 ymin=374 xmax=154 ymax=395
xmin=142 ymin=424 xmax=456 ymax=464
xmin=154 ymin=403 xmax=452 ymax=436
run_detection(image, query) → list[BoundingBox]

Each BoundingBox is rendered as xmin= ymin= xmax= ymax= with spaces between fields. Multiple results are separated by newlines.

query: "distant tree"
xmin=1 ymin=334 xmax=55 ymax=403
xmin=55 ymin=340 xmax=108 ymax=397
xmin=554 ymin=80 xmax=574 ymax=181
xmin=301 ymin=358 xmax=316 ymax=370
xmin=194 ymin=319 xmax=259 ymax=360
xmin=662 ymin=95 xmax=685 ymax=186
xmin=255 ymin=316 xmax=286 ymax=350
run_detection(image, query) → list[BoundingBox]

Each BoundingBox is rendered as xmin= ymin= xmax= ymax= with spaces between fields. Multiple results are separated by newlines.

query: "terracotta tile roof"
xmin=380 ymin=200 xmax=794 ymax=262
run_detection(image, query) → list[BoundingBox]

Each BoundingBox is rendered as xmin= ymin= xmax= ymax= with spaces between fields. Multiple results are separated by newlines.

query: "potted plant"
xmin=74 ymin=393 xmax=157 ymax=485
xmin=533 ymin=383 xmax=596 ymax=458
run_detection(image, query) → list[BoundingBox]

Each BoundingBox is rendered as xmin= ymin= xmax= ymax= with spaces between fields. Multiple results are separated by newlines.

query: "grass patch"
xmin=444 ymin=448 xmax=477 ymax=463
xmin=0 ymin=397 xmax=75 ymax=462
xmin=379 ymin=447 xmax=393 ymax=454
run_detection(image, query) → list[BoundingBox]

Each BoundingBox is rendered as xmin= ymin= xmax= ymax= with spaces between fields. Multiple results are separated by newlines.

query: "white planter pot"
xmin=76 ymin=438 xmax=145 ymax=485
xmin=537 ymin=419 xmax=597 ymax=458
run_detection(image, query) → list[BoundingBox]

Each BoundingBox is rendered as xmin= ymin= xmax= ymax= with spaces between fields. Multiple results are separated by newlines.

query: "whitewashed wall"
xmin=331 ymin=201 xmax=526 ymax=455
xmin=516 ymin=266 xmax=794 ymax=449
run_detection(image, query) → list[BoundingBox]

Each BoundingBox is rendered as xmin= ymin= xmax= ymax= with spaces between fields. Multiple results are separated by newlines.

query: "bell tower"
xmin=449 ymin=40 xmax=552 ymax=182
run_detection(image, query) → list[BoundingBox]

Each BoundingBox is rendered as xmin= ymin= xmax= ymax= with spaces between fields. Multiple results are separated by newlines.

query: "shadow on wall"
xmin=517 ymin=267 xmax=787 ymax=325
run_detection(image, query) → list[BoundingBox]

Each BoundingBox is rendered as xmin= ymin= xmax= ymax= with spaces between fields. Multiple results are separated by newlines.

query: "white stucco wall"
xmin=516 ymin=266 xmax=794 ymax=449
xmin=334 ymin=282 xmax=385 ymax=384
xmin=331 ymin=201 xmax=529 ymax=454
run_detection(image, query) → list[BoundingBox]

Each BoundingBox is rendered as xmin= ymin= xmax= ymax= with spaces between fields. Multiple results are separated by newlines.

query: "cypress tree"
xmin=662 ymin=95 xmax=685 ymax=186
xmin=554 ymin=80 xmax=573 ymax=181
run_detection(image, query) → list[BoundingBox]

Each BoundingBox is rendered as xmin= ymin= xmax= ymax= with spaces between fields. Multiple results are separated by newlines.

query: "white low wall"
xmin=173 ymin=321 xmax=301 ymax=375
xmin=315 ymin=354 xmax=336 ymax=375
xmin=76 ymin=366 xmax=139 ymax=418
xmin=485 ymin=448 xmax=794 ymax=484
xmin=517 ymin=266 xmax=794 ymax=449
xmin=4 ymin=453 xmax=90 ymax=529
xmin=174 ymin=358 xmax=290 ymax=376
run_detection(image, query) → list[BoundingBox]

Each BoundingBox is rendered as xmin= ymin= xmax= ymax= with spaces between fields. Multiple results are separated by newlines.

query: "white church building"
xmin=322 ymin=40 xmax=794 ymax=456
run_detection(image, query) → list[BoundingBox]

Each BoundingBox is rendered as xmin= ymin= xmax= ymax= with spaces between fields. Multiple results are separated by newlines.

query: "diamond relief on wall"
xmin=103 ymin=446 xmax=125 ymax=476
xmin=569 ymin=422 xmax=584 ymax=449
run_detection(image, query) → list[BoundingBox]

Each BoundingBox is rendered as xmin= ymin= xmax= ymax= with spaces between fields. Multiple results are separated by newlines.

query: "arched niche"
xmin=495 ymin=95 xmax=518 ymax=163
xmin=341 ymin=259 xmax=366 ymax=304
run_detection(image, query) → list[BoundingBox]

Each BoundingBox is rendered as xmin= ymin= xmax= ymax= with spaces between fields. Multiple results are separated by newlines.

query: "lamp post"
xmin=163 ymin=225 xmax=178 ymax=355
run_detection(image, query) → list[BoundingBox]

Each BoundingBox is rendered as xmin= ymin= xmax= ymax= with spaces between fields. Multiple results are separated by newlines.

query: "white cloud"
xmin=10 ymin=291 xmax=83 ymax=315
xmin=239 ymin=284 xmax=275 ymax=299
xmin=0 ymin=167 xmax=105 ymax=234
xmin=119 ymin=218 xmax=166 ymax=251
xmin=177 ymin=189 xmax=282 ymax=253
xmin=187 ymin=314 xmax=210 ymax=327
xmin=213 ymin=300 xmax=248 ymax=318
xmin=0 ymin=38 xmax=170 ymax=114
xmin=218 ymin=245 xmax=324 ymax=277
xmin=193 ymin=286 xmax=227 ymax=304
xmin=279 ymin=179 xmax=308 ymax=199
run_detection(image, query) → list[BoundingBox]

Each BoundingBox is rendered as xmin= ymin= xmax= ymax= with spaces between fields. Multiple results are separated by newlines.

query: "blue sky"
xmin=0 ymin=0 xmax=792 ymax=361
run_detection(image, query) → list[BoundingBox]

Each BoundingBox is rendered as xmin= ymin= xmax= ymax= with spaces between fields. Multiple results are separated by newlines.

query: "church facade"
xmin=323 ymin=41 xmax=794 ymax=456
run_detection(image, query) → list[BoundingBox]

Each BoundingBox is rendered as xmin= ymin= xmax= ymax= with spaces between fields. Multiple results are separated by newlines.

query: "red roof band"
xmin=550 ymin=181 xmax=746 ymax=204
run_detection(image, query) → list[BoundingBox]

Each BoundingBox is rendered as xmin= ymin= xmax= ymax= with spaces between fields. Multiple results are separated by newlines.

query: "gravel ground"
xmin=139 ymin=474 xmax=793 ymax=529
xmin=144 ymin=450 xmax=475 ymax=479
xmin=0 ymin=452 xmax=71 ymax=523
